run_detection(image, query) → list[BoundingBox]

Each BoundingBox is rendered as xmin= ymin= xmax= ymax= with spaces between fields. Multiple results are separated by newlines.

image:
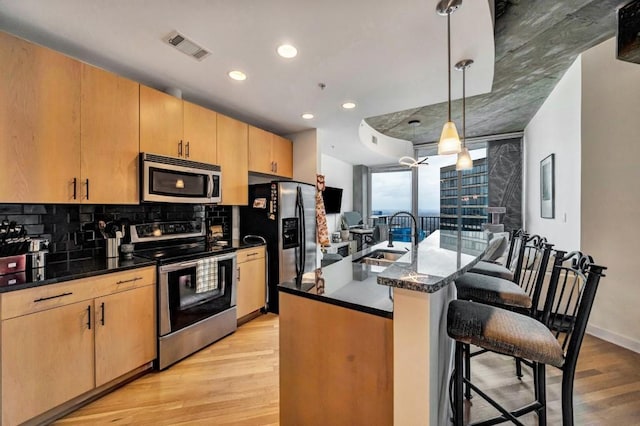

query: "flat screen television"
xmin=322 ymin=186 xmax=343 ymax=214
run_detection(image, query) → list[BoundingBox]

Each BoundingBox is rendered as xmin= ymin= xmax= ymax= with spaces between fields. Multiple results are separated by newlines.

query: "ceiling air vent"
xmin=164 ymin=31 xmax=210 ymax=61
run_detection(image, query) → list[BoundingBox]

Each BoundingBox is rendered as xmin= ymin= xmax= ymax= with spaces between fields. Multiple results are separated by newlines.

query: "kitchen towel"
xmin=195 ymin=257 xmax=219 ymax=293
xmin=316 ymin=175 xmax=330 ymax=247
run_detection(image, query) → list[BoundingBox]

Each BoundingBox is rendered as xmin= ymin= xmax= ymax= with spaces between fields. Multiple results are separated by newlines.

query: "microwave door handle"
xmin=207 ymin=175 xmax=214 ymax=198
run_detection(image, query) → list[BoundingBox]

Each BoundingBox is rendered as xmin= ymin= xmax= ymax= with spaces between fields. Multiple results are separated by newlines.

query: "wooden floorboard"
xmin=56 ymin=314 xmax=640 ymax=425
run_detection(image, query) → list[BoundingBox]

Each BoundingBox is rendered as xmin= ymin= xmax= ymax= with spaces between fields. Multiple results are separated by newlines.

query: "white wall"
xmin=321 ymin=153 xmax=354 ymax=233
xmin=580 ymin=38 xmax=640 ymax=352
xmin=523 ymin=57 xmax=582 ymax=252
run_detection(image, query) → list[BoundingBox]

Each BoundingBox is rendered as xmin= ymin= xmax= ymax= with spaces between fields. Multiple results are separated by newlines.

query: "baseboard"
xmin=587 ymin=324 xmax=640 ymax=354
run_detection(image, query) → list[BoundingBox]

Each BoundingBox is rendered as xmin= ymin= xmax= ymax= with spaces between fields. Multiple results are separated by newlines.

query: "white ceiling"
xmin=0 ymin=0 xmax=495 ymax=165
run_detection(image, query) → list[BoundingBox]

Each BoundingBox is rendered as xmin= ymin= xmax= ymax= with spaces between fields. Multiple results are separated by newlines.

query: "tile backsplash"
xmin=0 ymin=203 xmax=232 ymax=262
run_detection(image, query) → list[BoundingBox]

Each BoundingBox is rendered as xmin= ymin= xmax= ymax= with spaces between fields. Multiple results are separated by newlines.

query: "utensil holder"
xmin=106 ymin=238 xmax=120 ymax=258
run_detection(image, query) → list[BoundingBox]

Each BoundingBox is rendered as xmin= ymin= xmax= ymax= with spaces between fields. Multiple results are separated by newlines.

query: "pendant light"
xmin=455 ymin=59 xmax=473 ymax=171
xmin=436 ymin=0 xmax=463 ymax=155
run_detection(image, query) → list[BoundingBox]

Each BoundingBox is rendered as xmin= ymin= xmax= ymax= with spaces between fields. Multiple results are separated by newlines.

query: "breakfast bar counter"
xmin=278 ymin=230 xmax=487 ymax=426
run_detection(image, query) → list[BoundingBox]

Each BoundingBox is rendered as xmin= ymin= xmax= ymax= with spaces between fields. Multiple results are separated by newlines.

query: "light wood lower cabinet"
xmin=0 ymin=267 xmax=156 ymax=426
xmin=236 ymin=247 xmax=266 ymax=320
xmin=94 ymin=285 xmax=156 ymax=387
xmin=1 ymin=300 xmax=95 ymax=426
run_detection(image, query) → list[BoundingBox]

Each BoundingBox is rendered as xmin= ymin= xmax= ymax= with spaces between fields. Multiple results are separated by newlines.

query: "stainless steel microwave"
xmin=140 ymin=153 xmax=221 ymax=204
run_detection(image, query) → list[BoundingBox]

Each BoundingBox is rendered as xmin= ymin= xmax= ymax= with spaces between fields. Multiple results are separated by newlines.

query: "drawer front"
xmin=1 ymin=266 xmax=156 ymax=320
xmin=91 ymin=266 xmax=156 ymax=296
xmin=237 ymin=247 xmax=265 ymax=263
xmin=1 ymin=279 xmax=92 ymax=320
xmin=0 ymin=255 xmax=26 ymax=274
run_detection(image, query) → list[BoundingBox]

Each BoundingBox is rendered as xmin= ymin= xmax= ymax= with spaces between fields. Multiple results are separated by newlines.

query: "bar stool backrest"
xmin=504 ymin=228 xmax=525 ymax=272
xmin=541 ymin=250 xmax=607 ymax=370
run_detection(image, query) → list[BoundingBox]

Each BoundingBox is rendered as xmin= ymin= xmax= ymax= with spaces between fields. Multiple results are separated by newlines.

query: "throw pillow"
xmin=482 ymin=235 xmax=508 ymax=262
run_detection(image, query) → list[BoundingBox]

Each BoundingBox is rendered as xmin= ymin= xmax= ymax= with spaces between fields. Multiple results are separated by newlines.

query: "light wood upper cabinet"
xmin=236 ymin=246 xmax=266 ymax=320
xmin=248 ymin=125 xmax=293 ymax=178
xmin=140 ymin=85 xmax=218 ymax=164
xmin=140 ymin=85 xmax=184 ymax=158
xmin=1 ymin=300 xmax=94 ymax=426
xmin=183 ymin=100 xmax=217 ymax=164
xmin=272 ymin=134 xmax=293 ymax=178
xmin=81 ymin=64 xmax=140 ymax=204
xmin=217 ymin=114 xmax=248 ymax=205
xmin=0 ymin=31 xmax=81 ymax=203
xmin=248 ymin=126 xmax=274 ymax=174
xmin=94 ymin=284 xmax=156 ymax=387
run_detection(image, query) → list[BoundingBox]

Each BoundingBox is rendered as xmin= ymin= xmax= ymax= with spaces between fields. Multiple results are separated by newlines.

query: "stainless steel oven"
xmin=130 ymin=221 xmax=237 ymax=370
xmin=140 ymin=153 xmax=221 ymax=204
xmin=157 ymin=252 xmax=236 ymax=369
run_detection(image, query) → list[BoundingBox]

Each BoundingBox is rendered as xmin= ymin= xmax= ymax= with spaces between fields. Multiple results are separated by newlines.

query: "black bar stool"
xmin=447 ymin=250 xmax=607 ymax=425
xmin=455 ymin=234 xmax=554 ymax=395
xmin=469 ymin=229 xmax=525 ymax=281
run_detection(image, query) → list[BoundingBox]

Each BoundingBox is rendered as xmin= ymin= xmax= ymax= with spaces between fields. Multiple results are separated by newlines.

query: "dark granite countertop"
xmin=0 ymin=256 xmax=156 ymax=293
xmin=279 ymin=250 xmax=395 ymax=319
xmin=377 ymin=230 xmax=488 ymax=293
xmin=279 ymin=230 xmax=489 ymax=317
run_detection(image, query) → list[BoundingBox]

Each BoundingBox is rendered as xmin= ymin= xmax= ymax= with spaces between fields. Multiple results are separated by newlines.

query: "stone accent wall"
xmin=0 ymin=203 xmax=231 ymax=262
xmin=488 ymin=138 xmax=523 ymax=232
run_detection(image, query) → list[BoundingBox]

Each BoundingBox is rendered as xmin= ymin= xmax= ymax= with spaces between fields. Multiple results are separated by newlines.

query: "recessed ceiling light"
xmin=277 ymin=44 xmax=298 ymax=59
xmin=301 ymin=113 xmax=314 ymax=120
xmin=342 ymin=102 xmax=356 ymax=109
xmin=228 ymin=70 xmax=247 ymax=81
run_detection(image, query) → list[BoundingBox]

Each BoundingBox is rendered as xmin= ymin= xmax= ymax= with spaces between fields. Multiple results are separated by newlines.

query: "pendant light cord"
xmin=447 ymin=13 xmax=452 ymax=122
xmin=462 ymin=66 xmax=466 ymax=147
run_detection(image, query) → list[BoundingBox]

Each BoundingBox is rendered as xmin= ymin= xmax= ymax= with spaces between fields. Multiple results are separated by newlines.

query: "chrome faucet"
xmin=387 ymin=211 xmax=420 ymax=248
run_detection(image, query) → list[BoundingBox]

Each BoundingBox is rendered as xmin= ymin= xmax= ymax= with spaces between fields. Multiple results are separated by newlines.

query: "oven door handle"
xmin=159 ymin=260 xmax=200 ymax=273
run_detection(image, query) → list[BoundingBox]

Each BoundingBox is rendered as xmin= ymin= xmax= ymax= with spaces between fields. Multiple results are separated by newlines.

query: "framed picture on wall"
xmin=540 ymin=154 xmax=555 ymax=219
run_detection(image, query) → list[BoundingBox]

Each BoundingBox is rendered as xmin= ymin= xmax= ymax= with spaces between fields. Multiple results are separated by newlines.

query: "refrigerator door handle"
xmin=299 ymin=187 xmax=306 ymax=273
xmin=294 ymin=188 xmax=302 ymax=276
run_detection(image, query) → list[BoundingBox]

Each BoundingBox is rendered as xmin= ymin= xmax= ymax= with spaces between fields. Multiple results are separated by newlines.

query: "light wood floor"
xmin=57 ymin=314 xmax=640 ymax=425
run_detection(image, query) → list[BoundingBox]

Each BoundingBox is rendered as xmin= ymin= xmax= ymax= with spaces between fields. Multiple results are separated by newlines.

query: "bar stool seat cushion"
xmin=469 ymin=260 xmax=514 ymax=281
xmin=447 ymin=300 xmax=565 ymax=368
xmin=455 ymin=272 xmax=531 ymax=309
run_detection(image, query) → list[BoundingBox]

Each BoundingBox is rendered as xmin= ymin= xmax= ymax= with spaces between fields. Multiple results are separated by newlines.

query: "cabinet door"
xmin=183 ymin=100 xmax=217 ymax=164
xmin=1 ymin=301 xmax=94 ymax=426
xmin=81 ymin=64 xmax=140 ymax=204
xmin=140 ymin=85 xmax=183 ymax=158
xmin=94 ymin=285 xmax=156 ymax=387
xmin=217 ymin=114 xmax=248 ymax=205
xmin=248 ymin=125 xmax=274 ymax=175
xmin=0 ymin=32 xmax=81 ymax=203
xmin=236 ymin=256 xmax=266 ymax=319
xmin=272 ymin=134 xmax=293 ymax=178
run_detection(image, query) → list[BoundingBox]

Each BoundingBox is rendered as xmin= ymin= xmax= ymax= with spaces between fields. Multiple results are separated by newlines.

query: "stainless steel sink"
xmin=353 ymin=249 xmax=407 ymax=267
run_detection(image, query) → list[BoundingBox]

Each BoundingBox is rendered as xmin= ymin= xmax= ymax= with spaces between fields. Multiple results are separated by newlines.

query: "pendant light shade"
xmin=439 ymin=121 xmax=461 ymax=155
xmin=455 ymin=58 xmax=474 ymax=170
xmin=436 ymin=0 xmax=462 ymax=156
xmin=456 ymin=147 xmax=473 ymax=170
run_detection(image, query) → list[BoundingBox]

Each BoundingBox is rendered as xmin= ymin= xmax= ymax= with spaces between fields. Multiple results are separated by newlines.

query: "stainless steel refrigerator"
xmin=240 ymin=181 xmax=317 ymax=313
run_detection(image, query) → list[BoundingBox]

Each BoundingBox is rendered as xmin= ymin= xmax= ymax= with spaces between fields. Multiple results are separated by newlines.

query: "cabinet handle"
xmin=85 ymin=178 xmax=90 ymax=200
xmin=100 ymin=302 xmax=105 ymax=326
xmin=87 ymin=305 xmax=92 ymax=330
xmin=116 ymin=277 xmax=142 ymax=285
xmin=178 ymin=140 xmax=183 ymax=157
xmin=247 ymin=252 xmax=258 ymax=257
xmin=34 ymin=292 xmax=73 ymax=303
xmin=275 ymin=162 xmax=278 ymax=173
xmin=271 ymin=161 xmax=275 ymax=172
xmin=237 ymin=267 xmax=241 ymax=281
xmin=185 ymin=141 xmax=190 ymax=158
xmin=73 ymin=177 xmax=77 ymax=200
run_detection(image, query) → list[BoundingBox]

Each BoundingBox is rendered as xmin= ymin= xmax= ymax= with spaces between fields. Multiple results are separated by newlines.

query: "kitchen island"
xmin=278 ymin=230 xmax=487 ymax=426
